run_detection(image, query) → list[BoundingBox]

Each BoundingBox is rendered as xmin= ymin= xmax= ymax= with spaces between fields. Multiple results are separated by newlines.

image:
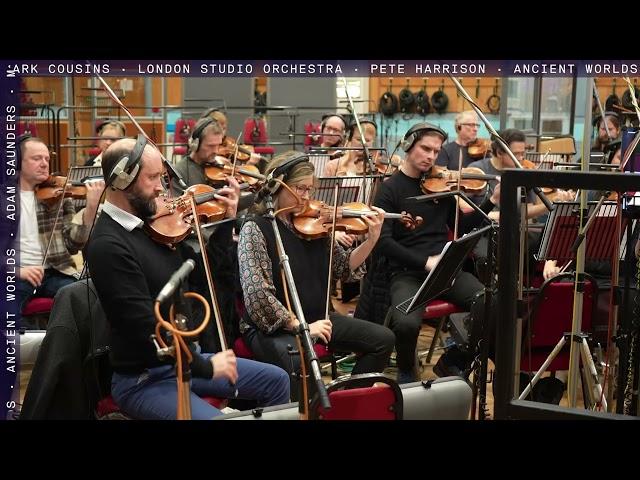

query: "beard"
xmin=125 ymin=184 xmax=157 ymax=219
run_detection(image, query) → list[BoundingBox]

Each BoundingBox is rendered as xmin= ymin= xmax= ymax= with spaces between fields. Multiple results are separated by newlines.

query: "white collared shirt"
xmin=102 ymin=201 xmax=144 ymax=232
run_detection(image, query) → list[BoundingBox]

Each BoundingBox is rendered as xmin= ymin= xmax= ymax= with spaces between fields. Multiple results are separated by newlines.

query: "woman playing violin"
xmin=436 ymin=110 xmax=485 ymax=169
xmin=238 ymin=151 xmax=395 ymax=399
xmin=86 ymin=137 xmax=290 ymax=420
xmin=323 ymin=119 xmax=377 ymax=177
xmin=370 ymin=123 xmax=500 ymax=384
xmin=17 ymin=136 xmax=105 ymax=325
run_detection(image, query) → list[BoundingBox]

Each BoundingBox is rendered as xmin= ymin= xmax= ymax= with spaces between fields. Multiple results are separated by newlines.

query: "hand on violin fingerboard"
xmin=360 ymin=206 xmax=385 ymax=244
xmin=489 ymin=181 xmax=501 ymax=206
xmin=214 ymin=176 xmax=240 ymax=219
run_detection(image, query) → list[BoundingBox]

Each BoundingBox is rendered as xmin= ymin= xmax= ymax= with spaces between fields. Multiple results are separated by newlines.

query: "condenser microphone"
xmin=163 ymin=157 xmax=187 ymax=190
xmin=156 ymin=259 xmax=196 ymax=303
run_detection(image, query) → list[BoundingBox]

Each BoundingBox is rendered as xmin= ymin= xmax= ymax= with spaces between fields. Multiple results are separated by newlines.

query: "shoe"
xmin=433 ymin=347 xmax=471 ymax=378
xmin=397 ymin=369 xmax=417 ymax=384
xmin=532 ymin=377 xmax=565 ymax=405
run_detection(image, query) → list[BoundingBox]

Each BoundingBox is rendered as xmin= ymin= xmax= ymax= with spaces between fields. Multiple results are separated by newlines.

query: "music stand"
xmin=66 ymin=166 xmax=103 ymax=209
xmin=525 ymin=200 xmax=622 ymax=409
xmin=396 ymin=226 xmax=490 ymax=315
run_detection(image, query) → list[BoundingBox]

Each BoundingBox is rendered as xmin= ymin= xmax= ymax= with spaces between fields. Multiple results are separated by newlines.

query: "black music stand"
xmin=396 ymin=226 xmax=490 ymax=315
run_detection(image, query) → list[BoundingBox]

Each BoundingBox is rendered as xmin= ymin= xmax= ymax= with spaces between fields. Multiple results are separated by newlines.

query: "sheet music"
xmin=537 ymin=201 xmax=624 ymax=261
xmin=308 ymin=154 xmax=331 ymax=178
xmin=619 ymin=219 xmax=638 ymax=260
xmin=67 ymin=166 xmax=103 ymax=209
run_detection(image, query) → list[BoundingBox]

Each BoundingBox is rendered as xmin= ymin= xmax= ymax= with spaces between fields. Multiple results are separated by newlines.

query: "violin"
xmin=292 ymin=200 xmax=422 ymax=239
xmin=145 ymin=184 xmax=251 ymax=245
xmin=467 ymin=138 xmax=491 ymax=159
xmin=35 ymin=175 xmax=98 ymax=204
xmin=203 ymin=156 xmax=263 ymax=189
xmin=420 ymin=165 xmax=499 ymax=196
xmin=219 ymin=136 xmax=269 ymax=165
xmin=372 ymin=150 xmax=402 ymax=175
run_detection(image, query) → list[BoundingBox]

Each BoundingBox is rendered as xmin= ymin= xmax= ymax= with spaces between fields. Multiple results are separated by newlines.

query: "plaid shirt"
xmin=36 ymin=197 xmax=90 ymax=276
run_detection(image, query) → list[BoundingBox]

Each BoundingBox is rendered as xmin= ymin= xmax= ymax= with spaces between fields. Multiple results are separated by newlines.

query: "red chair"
xmin=18 ymin=121 xmax=38 ymax=137
xmin=383 ymin=300 xmax=462 ymax=367
xmin=21 ymin=297 xmax=54 ymax=329
xmin=96 ymin=394 xmax=227 ymax=420
xmin=309 ymin=372 xmax=403 ymax=420
xmin=173 ymin=118 xmax=195 ymax=157
xmin=419 ymin=300 xmax=463 ymax=365
xmin=243 ymin=117 xmax=275 ymax=156
xmin=233 ymin=336 xmax=338 ymax=379
xmin=521 ymin=272 xmax=596 ymax=373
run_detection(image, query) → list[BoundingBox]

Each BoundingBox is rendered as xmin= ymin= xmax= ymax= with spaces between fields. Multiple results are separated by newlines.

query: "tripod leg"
xmin=519 ymin=336 xmax=567 ymax=400
xmin=580 ymin=338 xmax=608 ymax=411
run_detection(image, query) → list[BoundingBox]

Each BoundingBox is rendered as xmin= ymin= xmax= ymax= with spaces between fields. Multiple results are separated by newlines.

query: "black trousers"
xmin=244 ymin=312 xmax=395 ymax=401
xmin=389 ymin=270 xmax=484 ymax=372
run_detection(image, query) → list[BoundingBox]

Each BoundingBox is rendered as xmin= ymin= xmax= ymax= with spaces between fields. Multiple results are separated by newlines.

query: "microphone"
xmin=255 ymin=172 xmax=278 ymax=202
xmin=156 ymin=259 xmax=196 ymax=303
xmin=163 ymin=157 xmax=187 ymax=190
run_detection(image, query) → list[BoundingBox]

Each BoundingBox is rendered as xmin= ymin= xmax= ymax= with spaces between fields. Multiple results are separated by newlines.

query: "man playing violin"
xmin=372 ymin=123 xmax=500 ymax=383
xmin=238 ymin=151 xmax=395 ymax=399
xmin=17 ymin=135 xmax=104 ymax=326
xmin=86 ymin=138 xmax=289 ymax=419
xmin=436 ymin=110 xmax=483 ymax=169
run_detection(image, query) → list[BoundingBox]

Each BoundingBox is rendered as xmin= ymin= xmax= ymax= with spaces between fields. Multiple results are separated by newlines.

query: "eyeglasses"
xmin=292 ymin=184 xmax=316 ymax=196
xmin=460 ymin=123 xmax=481 ymax=128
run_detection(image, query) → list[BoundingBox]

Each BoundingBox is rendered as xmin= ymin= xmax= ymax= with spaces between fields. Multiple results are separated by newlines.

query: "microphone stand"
xmin=448 ymin=75 xmax=554 ymax=213
xmin=263 ymin=194 xmax=331 ymax=416
xmin=172 ymin=285 xmax=193 ymax=420
xmin=409 ymin=189 xmax=497 ymax=419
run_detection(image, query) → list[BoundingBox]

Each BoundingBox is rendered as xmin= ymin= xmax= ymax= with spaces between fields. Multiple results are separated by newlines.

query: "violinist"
xmin=370 ymin=123 xmax=500 ymax=384
xmin=171 ymin=116 xmax=253 ymax=351
xmin=591 ymin=111 xmax=621 ymax=153
xmin=435 ymin=110 xmax=483 ymax=169
xmin=86 ymin=138 xmax=290 ymax=420
xmin=200 ymin=107 xmax=263 ymax=168
xmin=323 ymin=119 xmax=377 ymax=177
xmin=17 ymin=135 xmax=104 ymax=326
xmin=238 ymin=151 xmax=395 ymax=399
xmin=467 ymin=129 xmax=574 ymax=223
xmin=319 ymin=113 xmax=347 ymax=151
xmin=84 ymin=119 xmax=126 ymax=167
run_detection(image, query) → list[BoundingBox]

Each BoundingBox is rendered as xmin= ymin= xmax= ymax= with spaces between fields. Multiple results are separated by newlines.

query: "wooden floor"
xmin=17 ymin=290 xmax=603 ymax=420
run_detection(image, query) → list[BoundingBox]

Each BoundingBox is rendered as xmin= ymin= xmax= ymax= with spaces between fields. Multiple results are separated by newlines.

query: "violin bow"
xmin=40 ymin=168 xmax=78 ymax=272
xmin=593 ymin=80 xmax=613 ymax=141
xmin=448 ymin=75 xmax=554 ymax=212
xmin=94 ymin=73 xmax=230 ymax=351
xmin=339 ymin=76 xmax=376 ymax=206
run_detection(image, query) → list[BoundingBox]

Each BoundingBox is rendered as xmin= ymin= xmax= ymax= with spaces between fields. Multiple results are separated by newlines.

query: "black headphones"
xmin=200 ymin=107 xmax=222 ymax=119
xmin=266 ymin=152 xmax=310 ymax=196
xmin=18 ymin=132 xmax=33 ymax=145
xmin=106 ymin=134 xmax=147 ymax=191
xmin=401 ymin=123 xmax=448 ymax=152
xmin=348 ymin=119 xmax=378 ymax=140
xmin=321 ymin=114 xmax=347 ymax=131
xmin=189 ymin=117 xmax=216 ymax=152
xmin=96 ymin=119 xmax=126 ymax=136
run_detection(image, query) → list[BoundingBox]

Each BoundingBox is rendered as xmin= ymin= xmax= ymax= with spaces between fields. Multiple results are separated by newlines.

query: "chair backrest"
xmin=310 ymin=373 xmax=403 ymax=420
xmin=243 ymin=117 xmax=267 ymax=144
xmin=525 ymin=272 xmax=596 ymax=348
xmin=175 ymin=118 xmax=195 ymax=144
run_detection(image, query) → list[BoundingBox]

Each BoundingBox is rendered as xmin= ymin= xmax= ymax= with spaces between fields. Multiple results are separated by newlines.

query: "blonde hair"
xmin=252 ymin=151 xmax=315 ymax=214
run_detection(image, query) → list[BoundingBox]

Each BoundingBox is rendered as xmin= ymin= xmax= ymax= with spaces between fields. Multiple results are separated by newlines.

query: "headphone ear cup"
xmin=189 ymin=136 xmax=199 ymax=153
xmin=109 ymin=156 xmax=141 ymax=191
xmin=401 ymin=134 xmax=415 ymax=152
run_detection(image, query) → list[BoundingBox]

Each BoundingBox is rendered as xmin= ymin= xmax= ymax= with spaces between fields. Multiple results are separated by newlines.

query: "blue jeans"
xmin=111 ymin=355 xmax=290 ymax=420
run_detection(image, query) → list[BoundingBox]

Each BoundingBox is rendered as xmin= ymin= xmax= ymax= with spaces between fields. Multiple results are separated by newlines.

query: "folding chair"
xmin=309 ymin=372 xmax=403 ymax=420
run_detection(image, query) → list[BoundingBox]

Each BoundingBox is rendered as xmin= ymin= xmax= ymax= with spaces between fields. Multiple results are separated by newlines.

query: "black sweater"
xmin=87 ymin=213 xmax=214 ymax=378
xmin=373 ymin=169 xmax=495 ymax=273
